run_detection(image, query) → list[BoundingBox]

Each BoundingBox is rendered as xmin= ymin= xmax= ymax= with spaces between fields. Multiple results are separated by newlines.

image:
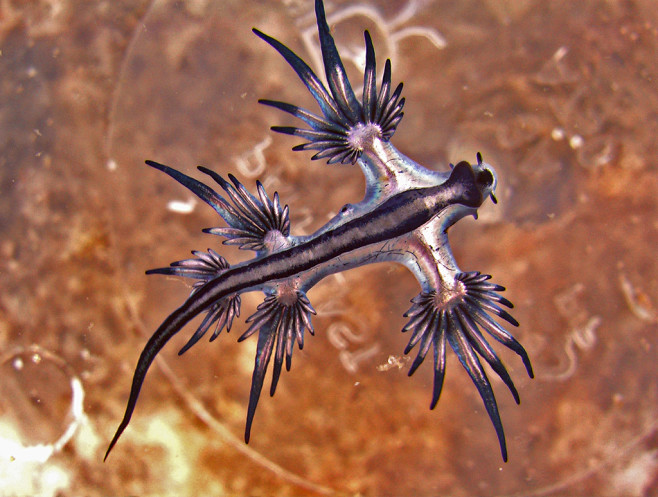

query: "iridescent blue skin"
xmin=105 ymin=0 xmax=533 ymax=463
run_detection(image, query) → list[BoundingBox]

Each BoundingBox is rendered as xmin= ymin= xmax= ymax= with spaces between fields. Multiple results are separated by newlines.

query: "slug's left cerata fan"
xmin=105 ymin=0 xmax=533 ymax=463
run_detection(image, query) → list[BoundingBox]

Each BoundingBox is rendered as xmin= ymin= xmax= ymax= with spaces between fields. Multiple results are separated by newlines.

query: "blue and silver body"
xmin=106 ymin=0 xmax=533 ymax=463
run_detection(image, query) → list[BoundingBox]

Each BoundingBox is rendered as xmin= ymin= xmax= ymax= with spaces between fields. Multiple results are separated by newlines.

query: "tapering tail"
xmin=104 ymin=278 xmax=226 ymax=461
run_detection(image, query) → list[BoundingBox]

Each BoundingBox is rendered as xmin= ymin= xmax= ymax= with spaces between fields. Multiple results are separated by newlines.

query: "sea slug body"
xmin=105 ymin=0 xmax=533 ymax=463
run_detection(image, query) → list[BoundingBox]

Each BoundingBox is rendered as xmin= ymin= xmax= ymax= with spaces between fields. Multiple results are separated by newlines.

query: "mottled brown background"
xmin=0 ymin=0 xmax=656 ymax=495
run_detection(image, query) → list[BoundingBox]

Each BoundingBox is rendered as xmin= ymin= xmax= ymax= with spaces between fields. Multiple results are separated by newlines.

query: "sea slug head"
xmin=431 ymin=153 xmax=499 ymax=231
xmin=471 ymin=151 xmax=498 ymax=206
xmin=445 ymin=152 xmax=497 ymax=210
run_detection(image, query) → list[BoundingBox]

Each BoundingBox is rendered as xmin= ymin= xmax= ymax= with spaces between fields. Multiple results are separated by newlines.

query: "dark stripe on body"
xmin=104 ymin=164 xmax=478 ymax=459
xmin=162 ymin=163 xmax=480 ymax=331
xmin=196 ymin=179 xmax=470 ymax=310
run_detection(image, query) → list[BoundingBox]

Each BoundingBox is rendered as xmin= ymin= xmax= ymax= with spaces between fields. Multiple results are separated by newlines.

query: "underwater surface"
xmin=0 ymin=0 xmax=656 ymax=495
